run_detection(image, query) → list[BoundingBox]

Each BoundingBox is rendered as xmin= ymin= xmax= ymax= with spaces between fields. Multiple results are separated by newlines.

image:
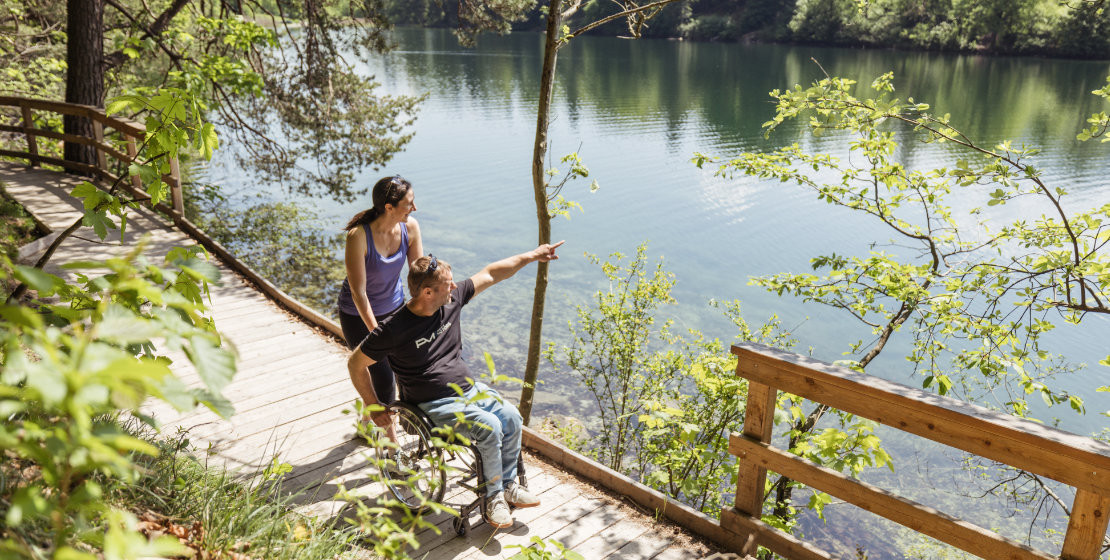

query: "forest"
xmin=385 ymin=0 xmax=1110 ymax=58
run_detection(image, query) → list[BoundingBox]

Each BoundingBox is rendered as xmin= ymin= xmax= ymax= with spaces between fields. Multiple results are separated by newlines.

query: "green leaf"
xmin=7 ymin=487 xmax=48 ymax=526
xmin=71 ymin=181 xmax=99 ymax=200
xmin=24 ymin=361 xmax=67 ymax=405
xmin=199 ymin=122 xmax=218 ymax=160
xmin=83 ymin=208 xmax=117 ymax=240
xmin=178 ymin=259 xmax=220 ymax=283
xmin=155 ymin=374 xmax=195 ymax=411
xmin=94 ymin=305 xmax=162 ymax=343
xmin=193 ymin=387 xmax=235 ymax=418
xmin=12 ymin=265 xmax=61 ymax=294
xmin=106 ymin=94 xmax=146 ymax=115
xmin=0 ymin=304 xmax=44 ymax=330
xmin=184 ymin=335 xmax=235 ymax=393
xmin=483 ymin=351 xmax=496 ymax=376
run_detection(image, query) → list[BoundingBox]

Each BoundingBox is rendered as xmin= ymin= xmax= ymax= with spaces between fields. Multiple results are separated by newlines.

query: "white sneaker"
xmin=484 ymin=492 xmax=514 ymax=529
xmin=504 ymin=484 xmax=540 ymax=508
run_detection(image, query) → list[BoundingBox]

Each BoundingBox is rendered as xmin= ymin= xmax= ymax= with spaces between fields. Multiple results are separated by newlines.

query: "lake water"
xmin=200 ymin=28 xmax=1110 ymax=557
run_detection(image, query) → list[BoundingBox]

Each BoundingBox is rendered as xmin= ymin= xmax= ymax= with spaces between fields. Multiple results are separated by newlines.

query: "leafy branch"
xmin=698 ymin=67 xmax=1110 ymax=540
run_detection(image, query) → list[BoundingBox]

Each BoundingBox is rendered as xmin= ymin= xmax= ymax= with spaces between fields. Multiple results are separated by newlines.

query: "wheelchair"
xmin=373 ymin=401 xmax=528 ymax=536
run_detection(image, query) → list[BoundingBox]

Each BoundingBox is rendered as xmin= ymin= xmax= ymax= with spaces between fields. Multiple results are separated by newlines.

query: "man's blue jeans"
xmin=417 ymin=382 xmax=522 ymax=497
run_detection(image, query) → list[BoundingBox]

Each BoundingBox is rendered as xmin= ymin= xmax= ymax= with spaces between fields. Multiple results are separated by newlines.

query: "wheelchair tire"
xmin=375 ymin=402 xmax=448 ymax=511
xmin=453 ymin=514 xmax=469 ymax=537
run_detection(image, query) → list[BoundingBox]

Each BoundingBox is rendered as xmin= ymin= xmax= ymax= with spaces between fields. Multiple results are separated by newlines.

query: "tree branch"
xmin=103 ymin=0 xmax=192 ymax=70
xmin=564 ymin=0 xmax=680 ymax=41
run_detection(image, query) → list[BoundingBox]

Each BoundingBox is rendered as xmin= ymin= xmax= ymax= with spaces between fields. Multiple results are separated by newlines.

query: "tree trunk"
xmin=64 ymin=0 xmax=104 ymax=173
xmin=519 ymin=0 xmax=562 ymax=425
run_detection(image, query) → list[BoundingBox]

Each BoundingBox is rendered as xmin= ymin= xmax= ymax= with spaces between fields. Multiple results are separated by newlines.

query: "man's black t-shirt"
xmin=359 ymin=278 xmax=475 ymax=403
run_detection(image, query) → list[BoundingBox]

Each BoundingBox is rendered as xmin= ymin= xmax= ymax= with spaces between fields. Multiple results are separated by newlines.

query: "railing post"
xmin=20 ymin=103 xmax=38 ymax=167
xmin=168 ymin=156 xmax=183 ymax=216
xmin=735 ymin=380 xmax=777 ymax=517
xmin=1061 ymin=489 xmax=1110 ymax=560
xmin=92 ymin=120 xmax=109 ymax=180
xmin=123 ymin=134 xmax=144 ymax=195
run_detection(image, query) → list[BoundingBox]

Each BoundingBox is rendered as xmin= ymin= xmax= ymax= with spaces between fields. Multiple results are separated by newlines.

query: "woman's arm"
xmin=344 ymin=226 xmax=378 ymax=331
xmin=406 ymin=216 xmax=424 ymax=265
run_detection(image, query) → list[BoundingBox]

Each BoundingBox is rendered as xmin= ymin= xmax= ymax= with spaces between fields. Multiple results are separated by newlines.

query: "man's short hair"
xmin=408 ymin=255 xmax=452 ymax=295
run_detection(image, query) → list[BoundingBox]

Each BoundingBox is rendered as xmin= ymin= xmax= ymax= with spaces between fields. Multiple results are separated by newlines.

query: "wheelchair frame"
xmin=375 ymin=401 xmax=528 ymax=536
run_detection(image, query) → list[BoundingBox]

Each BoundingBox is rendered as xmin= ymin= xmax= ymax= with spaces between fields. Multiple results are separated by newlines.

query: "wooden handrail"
xmin=725 ymin=342 xmax=1110 ymax=560
xmin=0 ymin=95 xmax=181 ymax=215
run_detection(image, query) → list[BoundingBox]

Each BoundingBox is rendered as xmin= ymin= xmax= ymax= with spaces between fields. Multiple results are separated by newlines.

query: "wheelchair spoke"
xmin=375 ymin=402 xmax=448 ymax=512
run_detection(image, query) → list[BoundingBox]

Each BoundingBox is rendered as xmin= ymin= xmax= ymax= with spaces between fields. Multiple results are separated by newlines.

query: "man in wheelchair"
xmin=346 ymin=241 xmax=565 ymax=529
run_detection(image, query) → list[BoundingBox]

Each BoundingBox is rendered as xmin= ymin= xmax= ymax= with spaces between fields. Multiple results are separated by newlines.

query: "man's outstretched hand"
xmin=533 ymin=240 xmax=565 ymax=263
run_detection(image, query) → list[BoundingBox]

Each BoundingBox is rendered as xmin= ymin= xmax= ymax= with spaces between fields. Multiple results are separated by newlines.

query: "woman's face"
xmin=388 ymin=189 xmax=416 ymax=221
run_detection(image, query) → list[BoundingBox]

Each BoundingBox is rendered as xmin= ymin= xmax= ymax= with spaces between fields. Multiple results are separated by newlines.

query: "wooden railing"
xmin=0 ymin=96 xmax=183 ymax=215
xmin=724 ymin=342 xmax=1110 ymax=560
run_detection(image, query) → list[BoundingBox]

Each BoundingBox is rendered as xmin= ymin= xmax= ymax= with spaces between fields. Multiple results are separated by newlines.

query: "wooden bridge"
xmin=3 ymin=96 xmax=1110 ymax=560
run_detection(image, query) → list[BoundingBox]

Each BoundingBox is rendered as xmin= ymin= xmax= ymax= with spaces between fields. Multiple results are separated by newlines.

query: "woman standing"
xmin=338 ymin=175 xmax=423 ymax=418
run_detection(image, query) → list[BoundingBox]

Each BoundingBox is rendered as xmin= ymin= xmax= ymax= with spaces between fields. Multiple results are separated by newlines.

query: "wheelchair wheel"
xmin=375 ymin=402 xmax=447 ymax=511
xmin=453 ymin=514 xmax=470 ymax=536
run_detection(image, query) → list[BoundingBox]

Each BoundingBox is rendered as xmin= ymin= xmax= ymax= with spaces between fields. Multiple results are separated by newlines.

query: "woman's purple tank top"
xmin=337 ymin=222 xmax=409 ymax=317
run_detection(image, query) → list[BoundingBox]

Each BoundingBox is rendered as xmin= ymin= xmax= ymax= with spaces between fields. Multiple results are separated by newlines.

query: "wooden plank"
xmin=409 ymin=466 xmax=564 ymax=549
xmin=0 ymin=150 xmax=96 ymax=175
xmin=0 ymin=125 xmax=104 ymax=147
xmin=602 ymin=529 xmax=671 ymax=559
xmin=729 ymin=434 xmax=1055 ymax=560
xmin=19 ymin=105 xmax=38 ymax=166
xmin=522 ymin=427 xmax=753 ymax=554
xmin=170 ymin=213 xmax=345 ymax=340
xmin=419 ymin=481 xmax=582 ymax=559
xmin=651 ymin=546 xmax=715 ymax=560
xmin=720 ymin=509 xmax=832 ymax=560
xmin=570 ymin=518 xmax=650 ymax=559
xmin=176 ymin=382 xmax=356 ymax=443
xmin=405 ymin=473 xmax=560 ymax=557
xmin=0 ymin=96 xmax=95 ymax=118
xmin=735 ymin=380 xmax=776 ymax=516
xmin=234 ymin=333 xmax=331 ymax=362
xmin=539 ymin=502 xmax=624 ymax=551
xmin=0 ymin=96 xmax=145 ymax=137
xmin=1061 ymin=489 xmax=1110 ymax=560
xmin=458 ymin=496 xmax=606 ymax=559
xmin=204 ymin=406 xmax=365 ymax=469
xmin=730 ymin=343 xmax=1110 ymax=495
xmin=150 ymin=362 xmax=350 ymax=427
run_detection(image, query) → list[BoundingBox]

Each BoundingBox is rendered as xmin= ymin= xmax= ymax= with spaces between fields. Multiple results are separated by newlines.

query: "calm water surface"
xmin=202 ymin=29 xmax=1110 ymax=557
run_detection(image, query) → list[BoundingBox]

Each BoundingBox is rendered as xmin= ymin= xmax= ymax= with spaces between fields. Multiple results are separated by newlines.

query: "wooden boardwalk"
xmin=1 ymin=161 xmax=730 ymax=560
